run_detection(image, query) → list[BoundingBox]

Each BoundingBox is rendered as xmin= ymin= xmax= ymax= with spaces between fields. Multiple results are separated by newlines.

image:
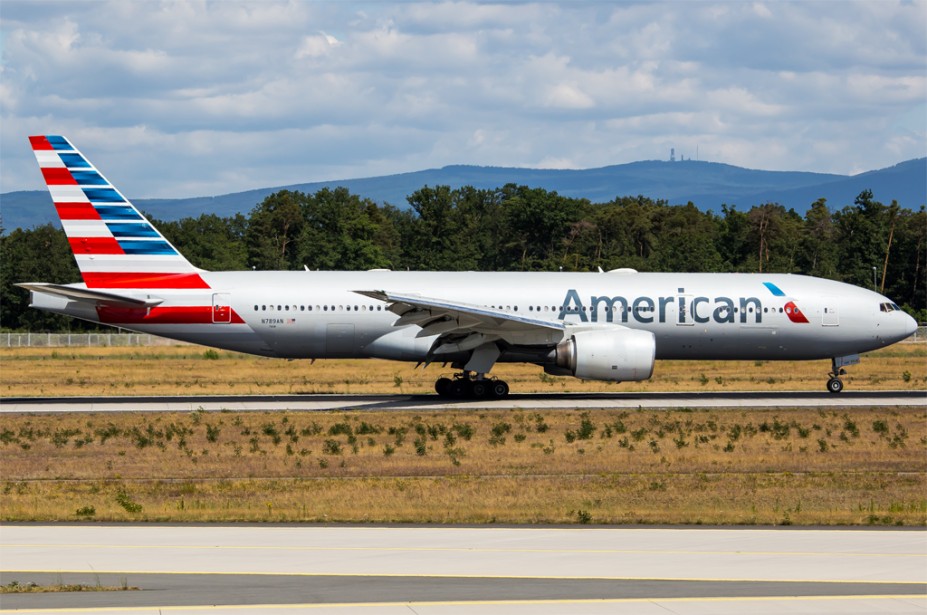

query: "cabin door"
xmin=212 ymin=294 xmax=232 ymax=324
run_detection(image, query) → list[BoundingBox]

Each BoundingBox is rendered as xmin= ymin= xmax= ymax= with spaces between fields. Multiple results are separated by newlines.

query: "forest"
xmin=1 ymin=184 xmax=924 ymax=331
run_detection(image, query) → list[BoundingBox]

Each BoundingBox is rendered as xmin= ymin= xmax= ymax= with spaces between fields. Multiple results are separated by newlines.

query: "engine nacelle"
xmin=555 ymin=328 xmax=655 ymax=382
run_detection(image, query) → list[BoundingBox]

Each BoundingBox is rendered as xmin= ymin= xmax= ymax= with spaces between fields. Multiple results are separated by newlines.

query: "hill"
xmin=2 ymin=158 xmax=924 ymax=231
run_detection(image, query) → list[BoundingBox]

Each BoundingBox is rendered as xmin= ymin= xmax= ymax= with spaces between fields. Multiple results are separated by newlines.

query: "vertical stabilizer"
xmin=29 ymin=135 xmax=208 ymax=289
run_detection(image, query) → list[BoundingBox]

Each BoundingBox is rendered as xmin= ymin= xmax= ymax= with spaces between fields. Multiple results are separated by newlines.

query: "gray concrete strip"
xmin=3 ymin=597 xmax=927 ymax=615
xmin=2 ymin=526 xmax=925 ymax=615
xmin=1 ymin=390 xmax=924 ymax=412
xmin=0 ymin=572 xmax=922 ymax=611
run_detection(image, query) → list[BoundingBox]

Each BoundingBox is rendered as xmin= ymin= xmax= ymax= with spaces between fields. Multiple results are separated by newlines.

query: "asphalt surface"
xmin=0 ymin=572 xmax=921 ymax=610
xmin=2 ymin=389 xmax=924 ymax=412
xmin=1 ymin=525 xmax=924 ymax=614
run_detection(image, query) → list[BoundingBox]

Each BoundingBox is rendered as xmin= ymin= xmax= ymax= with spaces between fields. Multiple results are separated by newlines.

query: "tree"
xmin=883 ymin=206 xmax=926 ymax=318
xmin=403 ymin=185 xmax=470 ymax=270
xmin=796 ymin=199 xmax=838 ymax=278
xmin=156 ymin=213 xmax=248 ymax=271
xmin=651 ymin=203 xmax=722 ymax=272
xmin=0 ymin=225 xmax=87 ymax=331
xmin=498 ymin=185 xmax=586 ymax=271
xmin=295 ymin=187 xmax=398 ymax=271
xmin=593 ymin=196 xmax=659 ymax=271
xmin=745 ymin=203 xmax=802 ymax=273
xmin=834 ymin=190 xmax=891 ymax=290
xmin=246 ymin=191 xmax=305 ymax=270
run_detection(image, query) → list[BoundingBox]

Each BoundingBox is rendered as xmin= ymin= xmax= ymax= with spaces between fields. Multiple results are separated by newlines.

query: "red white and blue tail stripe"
xmin=29 ymin=135 xmax=209 ymax=289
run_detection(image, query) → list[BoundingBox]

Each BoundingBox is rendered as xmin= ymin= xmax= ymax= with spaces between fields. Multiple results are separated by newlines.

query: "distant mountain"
xmin=3 ymin=158 xmax=924 ymax=232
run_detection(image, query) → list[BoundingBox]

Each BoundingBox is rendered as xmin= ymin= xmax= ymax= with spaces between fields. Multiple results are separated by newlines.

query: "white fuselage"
xmin=34 ymin=270 xmax=917 ymax=364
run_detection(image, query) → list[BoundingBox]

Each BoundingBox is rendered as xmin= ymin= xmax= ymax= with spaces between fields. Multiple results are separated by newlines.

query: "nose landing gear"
xmin=435 ymin=371 xmax=509 ymax=399
xmin=826 ymin=355 xmax=859 ymax=393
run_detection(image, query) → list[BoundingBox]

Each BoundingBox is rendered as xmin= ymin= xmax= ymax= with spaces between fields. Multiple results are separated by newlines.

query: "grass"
xmin=1 ymin=407 xmax=924 ymax=525
xmin=1 ymin=580 xmax=137 ymax=593
xmin=1 ymin=343 xmax=923 ymax=525
xmin=0 ymin=342 xmax=924 ymax=396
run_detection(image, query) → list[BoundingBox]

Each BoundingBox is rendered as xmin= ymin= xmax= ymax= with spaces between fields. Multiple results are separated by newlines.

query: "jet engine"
xmin=554 ymin=328 xmax=655 ymax=382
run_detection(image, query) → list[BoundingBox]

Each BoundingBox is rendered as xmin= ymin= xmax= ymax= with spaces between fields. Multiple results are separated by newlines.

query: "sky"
xmin=1 ymin=0 xmax=925 ymax=199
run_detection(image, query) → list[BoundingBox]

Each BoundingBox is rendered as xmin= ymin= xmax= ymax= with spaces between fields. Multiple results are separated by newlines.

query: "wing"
xmin=354 ymin=289 xmax=564 ymax=357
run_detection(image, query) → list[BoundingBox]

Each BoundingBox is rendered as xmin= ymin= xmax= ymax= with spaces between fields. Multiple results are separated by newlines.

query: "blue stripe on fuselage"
xmin=763 ymin=282 xmax=786 ymax=297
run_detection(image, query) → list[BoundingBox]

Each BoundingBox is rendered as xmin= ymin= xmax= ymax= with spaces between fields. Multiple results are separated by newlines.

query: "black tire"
xmin=471 ymin=380 xmax=489 ymax=398
xmin=827 ymin=377 xmax=844 ymax=394
xmin=449 ymin=379 xmax=470 ymax=398
xmin=435 ymin=377 xmax=452 ymax=396
xmin=490 ymin=380 xmax=510 ymax=398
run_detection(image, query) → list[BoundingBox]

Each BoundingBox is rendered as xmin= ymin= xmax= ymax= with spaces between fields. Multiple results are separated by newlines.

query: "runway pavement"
xmin=2 ymin=390 xmax=924 ymax=413
xmin=1 ymin=525 xmax=925 ymax=614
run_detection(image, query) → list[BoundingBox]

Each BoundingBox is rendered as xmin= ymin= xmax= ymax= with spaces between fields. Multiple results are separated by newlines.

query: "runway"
xmin=2 ymin=390 xmax=924 ymax=413
xmin=1 ymin=525 xmax=925 ymax=614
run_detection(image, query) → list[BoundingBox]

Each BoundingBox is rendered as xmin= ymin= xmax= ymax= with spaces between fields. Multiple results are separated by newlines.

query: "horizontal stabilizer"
xmin=17 ymin=283 xmax=163 ymax=308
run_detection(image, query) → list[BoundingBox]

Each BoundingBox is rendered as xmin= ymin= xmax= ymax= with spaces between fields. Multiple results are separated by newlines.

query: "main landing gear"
xmin=435 ymin=372 xmax=510 ymax=399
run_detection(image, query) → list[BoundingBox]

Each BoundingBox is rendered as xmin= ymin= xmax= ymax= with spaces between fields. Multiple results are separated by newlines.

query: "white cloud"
xmin=296 ymin=33 xmax=341 ymax=59
xmin=1 ymin=0 xmax=924 ymax=199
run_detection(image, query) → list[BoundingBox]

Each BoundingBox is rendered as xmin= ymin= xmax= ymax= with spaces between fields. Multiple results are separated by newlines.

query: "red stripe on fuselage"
xmin=41 ymin=167 xmax=77 ymax=185
xmin=82 ymin=272 xmax=211 ymax=289
xmin=97 ymin=305 xmax=245 ymax=325
xmin=57 ymin=203 xmax=102 ymax=220
xmin=784 ymin=301 xmax=809 ymax=324
xmin=29 ymin=136 xmax=54 ymax=150
xmin=69 ymin=237 xmax=124 ymax=255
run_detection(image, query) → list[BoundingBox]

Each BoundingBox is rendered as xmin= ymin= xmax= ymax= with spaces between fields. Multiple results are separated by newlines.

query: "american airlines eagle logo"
xmin=763 ymin=282 xmax=809 ymax=323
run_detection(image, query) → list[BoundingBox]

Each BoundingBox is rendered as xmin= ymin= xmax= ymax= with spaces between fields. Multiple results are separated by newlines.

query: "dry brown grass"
xmin=1 ymin=343 xmax=924 ymax=397
xmin=2 ymin=407 xmax=924 ymax=525
xmin=1 ymin=581 xmax=137 ymax=594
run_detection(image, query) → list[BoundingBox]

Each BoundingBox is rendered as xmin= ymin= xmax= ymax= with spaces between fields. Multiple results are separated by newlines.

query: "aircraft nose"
xmin=902 ymin=312 xmax=918 ymax=339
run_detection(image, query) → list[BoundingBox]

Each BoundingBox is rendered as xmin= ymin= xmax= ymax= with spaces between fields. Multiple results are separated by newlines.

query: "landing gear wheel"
xmin=448 ymin=378 xmax=470 ymax=398
xmin=827 ymin=377 xmax=844 ymax=394
xmin=435 ymin=377 xmax=452 ymax=396
xmin=471 ymin=380 xmax=490 ymax=398
xmin=489 ymin=380 xmax=510 ymax=398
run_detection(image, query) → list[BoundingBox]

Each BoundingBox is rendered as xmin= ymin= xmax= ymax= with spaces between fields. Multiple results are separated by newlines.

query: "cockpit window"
xmin=880 ymin=302 xmax=901 ymax=312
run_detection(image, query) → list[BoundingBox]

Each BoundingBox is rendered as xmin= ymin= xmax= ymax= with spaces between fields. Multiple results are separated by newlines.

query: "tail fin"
xmin=29 ymin=135 xmax=209 ymax=289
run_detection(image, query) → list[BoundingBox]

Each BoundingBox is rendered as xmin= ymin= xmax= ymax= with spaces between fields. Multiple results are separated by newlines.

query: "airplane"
xmin=18 ymin=135 xmax=918 ymax=397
